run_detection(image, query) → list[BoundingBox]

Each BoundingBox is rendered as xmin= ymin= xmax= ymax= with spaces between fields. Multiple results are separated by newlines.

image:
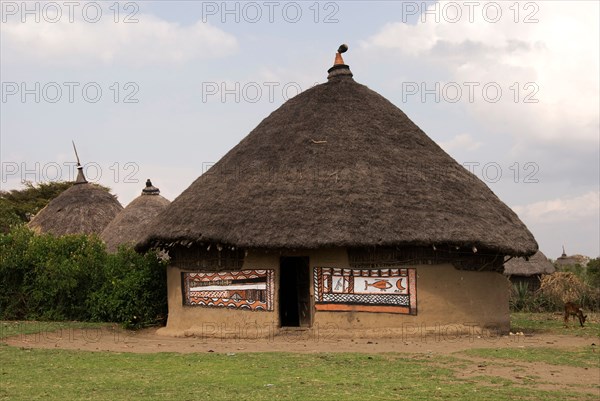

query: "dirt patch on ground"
xmin=455 ymin=354 xmax=599 ymax=395
xmin=5 ymin=327 xmax=599 ymax=394
xmin=3 ymin=325 xmax=595 ymax=354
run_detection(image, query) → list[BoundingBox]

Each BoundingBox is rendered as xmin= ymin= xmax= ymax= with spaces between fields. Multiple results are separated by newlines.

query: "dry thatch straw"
xmin=138 ymin=56 xmax=537 ymax=256
xmin=539 ymin=272 xmax=589 ymax=304
xmin=101 ymin=180 xmax=170 ymax=253
xmin=28 ymin=182 xmax=123 ymax=236
xmin=504 ymin=251 xmax=555 ymax=276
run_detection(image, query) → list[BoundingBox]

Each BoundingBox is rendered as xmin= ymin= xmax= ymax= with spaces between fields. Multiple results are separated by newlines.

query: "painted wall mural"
xmin=183 ymin=270 xmax=274 ymax=311
xmin=314 ymin=267 xmax=417 ymax=314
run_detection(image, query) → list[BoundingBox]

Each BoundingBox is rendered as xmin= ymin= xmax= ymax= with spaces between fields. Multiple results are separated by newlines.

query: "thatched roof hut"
xmin=28 ymin=165 xmax=122 ymax=236
xmin=139 ymin=46 xmax=538 ymax=337
xmin=139 ymin=56 xmax=536 ymax=257
xmin=555 ymin=247 xmax=590 ymax=267
xmin=101 ymin=180 xmax=170 ymax=252
xmin=504 ymin=251 xmax=555 ymax=277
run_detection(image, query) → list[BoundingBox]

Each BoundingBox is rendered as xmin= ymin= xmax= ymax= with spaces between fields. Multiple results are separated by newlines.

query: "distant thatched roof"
xmin=139 ymin=52 xmax=537 ymax=256
xmin=556 ymin=254 xmax=590 ymax=267
xmin=101 ymin=180 xmax=170 ymax=252
xmin=504 ymin=251 xmax=555 ymax=276
xmin=28 ymin=182 xmax=123 ymax=236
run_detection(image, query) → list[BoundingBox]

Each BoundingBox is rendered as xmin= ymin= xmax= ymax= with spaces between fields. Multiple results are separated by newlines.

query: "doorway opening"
xmin=279 ymin=257 xmax=311 ymax=327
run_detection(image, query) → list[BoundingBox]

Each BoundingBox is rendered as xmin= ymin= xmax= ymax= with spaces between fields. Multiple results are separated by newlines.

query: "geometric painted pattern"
xmin=182 ymin=269 xmax=274 ymax=311
xmin=314 ymin=267 xmax=417 ymax=314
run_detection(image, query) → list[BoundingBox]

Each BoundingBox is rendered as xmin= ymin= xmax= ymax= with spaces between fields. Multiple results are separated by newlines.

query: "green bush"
xmin=585 ymin=258 xmax=600 ymax=289
xmin=0 ymin=226 xmax=167 ymax=328
xmin=510 ymin=282 xmax=531 ymax=312
xmin=0 ymin=226 xmax=35 ymax=319
xmin=87 ymin=246 xmax=167 ymax=329
xmin=25 ymin=234 xmax=107 ymax=321
xmin=509 ymin=281 xmax=558 ymax=312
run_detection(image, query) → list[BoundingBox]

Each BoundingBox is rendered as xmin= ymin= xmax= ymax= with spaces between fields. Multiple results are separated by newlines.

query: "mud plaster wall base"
xmin=158 ymin=248 xmax=510 ymax=337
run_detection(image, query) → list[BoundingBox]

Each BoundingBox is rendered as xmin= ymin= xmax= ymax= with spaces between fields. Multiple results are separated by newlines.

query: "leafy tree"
xmin=586 ymin=258 xmax=600 ymax=289
xmin=0 ymin=181 xmax=75 ymax=232
xmin=0 ymin=198 xmax=22 ymax=233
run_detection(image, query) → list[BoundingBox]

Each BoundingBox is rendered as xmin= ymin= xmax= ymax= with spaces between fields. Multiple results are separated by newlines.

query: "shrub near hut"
xmin=87 ymin=246 xmax=168 ymax=328
xmin=0 ymin=226 xmax=167 ymax=328
xmin=0 ymin=226 xmax=104 ymax=320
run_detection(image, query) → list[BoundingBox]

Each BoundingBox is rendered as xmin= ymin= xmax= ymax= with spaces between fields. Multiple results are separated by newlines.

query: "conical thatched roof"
xmin=504 ymin=251 xmax=555 ymax=276
xmin=101 ymin=180 xmax=170 ymax=252
xmin=139 ymin=49 xmax=537 ymax=256
xmin=28 ymin=181 xmax=123 ymax=236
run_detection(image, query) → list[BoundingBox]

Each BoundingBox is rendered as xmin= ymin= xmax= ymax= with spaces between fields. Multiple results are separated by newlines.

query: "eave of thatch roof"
xmin=504 ymin=251 xmax=555 ymax=276
xmin=28 ymin=183 xmax=123 ymax=236
xmin=101 ymin=188 xmax=170 ymax=253
xmin=138 ymin=67 xmax=538 ymax=256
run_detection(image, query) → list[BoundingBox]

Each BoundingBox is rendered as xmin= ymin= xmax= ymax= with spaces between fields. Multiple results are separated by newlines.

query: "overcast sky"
xmin=1 ymin=1 xmax=598 ymax=258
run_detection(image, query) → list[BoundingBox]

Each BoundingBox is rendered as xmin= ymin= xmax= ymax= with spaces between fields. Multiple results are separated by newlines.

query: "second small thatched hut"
xmin=504 ymin=251 xmax=555 ymax=291
xmin=101 ymin=180 xmax=170 ymax=252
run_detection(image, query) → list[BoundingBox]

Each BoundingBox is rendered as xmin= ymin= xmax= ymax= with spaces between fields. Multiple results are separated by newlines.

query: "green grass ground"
xmin=1 ymin=315 xmax=598 ymax=401
xmin=511 ymin=312 xmax=600 ymax=337
xmin=1 ymin=346 xmax=596 ymax=401
xmin=0 ymin=321 xmax=107 ymax=340
xmin=462 ymin=346 xmax=599 ymax=368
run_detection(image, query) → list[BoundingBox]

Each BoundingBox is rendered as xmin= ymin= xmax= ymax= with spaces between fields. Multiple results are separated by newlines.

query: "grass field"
xmin=1 ymin=315 xmax=598 ymax=401
xmin=0 ymin=321 xmax=107 ymax=340
xmin=462 ymin=346 xmax=599 ymax=368
xmin=511 ymin=312 xmax=600 ymax=337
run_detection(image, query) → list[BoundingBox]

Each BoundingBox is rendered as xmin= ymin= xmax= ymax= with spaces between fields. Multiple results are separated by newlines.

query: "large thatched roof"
xmin=28 ymin=181 xmax=123 ymax=236
xmin=139 ymin=50 xmax=537 ymax=256
xmin=101 ymin=180 xmax=170 ymax=252
xmin=504 ymin=251 xmax=555 ymax=276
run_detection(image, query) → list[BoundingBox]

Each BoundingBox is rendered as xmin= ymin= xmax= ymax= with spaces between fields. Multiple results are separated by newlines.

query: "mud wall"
xmin=159 ymin=247 xmax=509 ymax=337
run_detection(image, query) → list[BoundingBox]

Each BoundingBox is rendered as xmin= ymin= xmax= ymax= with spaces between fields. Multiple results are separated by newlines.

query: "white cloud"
xmin=361 ymin=1 xmax=599 ymax=147
xmin=1 ymin=14 xmax=238 ymax=66
xmin=438 ymin=133 xmax=481 ymax=152
xmin=513 ymin=191 xmax=600 ymax=224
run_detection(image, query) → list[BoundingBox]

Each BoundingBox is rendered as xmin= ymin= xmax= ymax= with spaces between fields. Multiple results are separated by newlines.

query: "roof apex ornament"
xmin=142 ymin=179 xmax=160 ymax=195
xmin=328 ymin=43 xmax=353 ymax=80
xmin=72 ymin=140 xmax=87 ymax=184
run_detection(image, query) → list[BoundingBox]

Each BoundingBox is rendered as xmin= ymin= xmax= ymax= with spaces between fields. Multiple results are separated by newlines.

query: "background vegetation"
xmin=510 ymin=258 xmax=600 ymax=313
xmin=0 ymin=226 xmax=167 ymax=328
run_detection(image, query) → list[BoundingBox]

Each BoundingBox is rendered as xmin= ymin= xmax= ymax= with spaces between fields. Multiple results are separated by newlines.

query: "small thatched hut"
xmin=555 ymin=247 xmax=590 ymax=267
xmin=28 ymin=164 xmax=122 ymax=236
xmin=101 ymin=180 xmax=170 ymax=252
xmin=504 ymin=251 xmax=555 ymax=291
xmin=139 ymin=46 xmax=537 ymax=337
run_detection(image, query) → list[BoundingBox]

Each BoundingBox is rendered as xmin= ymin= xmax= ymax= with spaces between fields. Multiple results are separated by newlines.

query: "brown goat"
xmin=564 ymin=302 xmax=587 ymax=327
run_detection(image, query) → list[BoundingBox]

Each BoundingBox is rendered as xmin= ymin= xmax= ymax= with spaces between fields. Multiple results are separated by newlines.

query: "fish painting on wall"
xmin=314 ymin=267 xmax=417 ymax=314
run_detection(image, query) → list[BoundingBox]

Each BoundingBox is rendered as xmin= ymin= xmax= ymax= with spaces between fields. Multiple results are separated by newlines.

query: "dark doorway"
xmin=279 ymin=257 xmax=311 ymax=327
